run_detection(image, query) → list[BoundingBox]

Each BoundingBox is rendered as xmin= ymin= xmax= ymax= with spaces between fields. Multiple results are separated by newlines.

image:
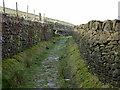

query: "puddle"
xmin=36 ymin=84 xmax=42 ymax=86
xmin=64 ymin=79 xmax=71 ymax=81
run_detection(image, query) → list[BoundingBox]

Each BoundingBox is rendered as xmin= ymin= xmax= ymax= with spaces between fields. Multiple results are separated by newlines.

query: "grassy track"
xmin=2 ymin=36 xmax=113 ymax=88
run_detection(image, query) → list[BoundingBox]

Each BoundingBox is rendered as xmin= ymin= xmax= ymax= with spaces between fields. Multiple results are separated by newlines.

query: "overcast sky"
xmin=0 ymin=0 xmax=119 ymax=25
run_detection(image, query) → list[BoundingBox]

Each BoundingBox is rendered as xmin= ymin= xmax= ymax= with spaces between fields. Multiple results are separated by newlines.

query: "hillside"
xmin=0 ymin=6 xmax=74 ymax=26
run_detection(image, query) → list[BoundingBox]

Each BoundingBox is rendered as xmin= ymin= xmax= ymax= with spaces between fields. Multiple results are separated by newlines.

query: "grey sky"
xmin=0 ymin=0 xmax=119 ymax=25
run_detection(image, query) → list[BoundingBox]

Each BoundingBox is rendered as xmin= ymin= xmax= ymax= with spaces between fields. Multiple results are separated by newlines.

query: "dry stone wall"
xmin=0 ymin=13 xmax=2 ymax=61
xmin=1 ymin=13 xmax=73 ymax=60
xmin=54 ymin=22 xmax=74 ymax=31
xmin=72 ymin=20 xmax=120 ymax=87
xmin=1 ymin=13 xmax=54 ymax=60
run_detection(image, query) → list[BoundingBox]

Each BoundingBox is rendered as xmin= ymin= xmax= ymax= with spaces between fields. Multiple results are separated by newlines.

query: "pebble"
xmin=37 ymin=79 xmax=45 ymax=83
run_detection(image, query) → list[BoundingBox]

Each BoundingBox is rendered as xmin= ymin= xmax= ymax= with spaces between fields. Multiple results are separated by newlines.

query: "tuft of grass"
xmin=2 ymin=59 xmax=25 ymax=88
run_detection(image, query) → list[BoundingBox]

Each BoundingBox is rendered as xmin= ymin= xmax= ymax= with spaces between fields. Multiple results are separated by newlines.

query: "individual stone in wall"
xmin=102 ymin=20 xmax=113 ymax=31
xmin=112 ymin=20 xmax=120 ymax=32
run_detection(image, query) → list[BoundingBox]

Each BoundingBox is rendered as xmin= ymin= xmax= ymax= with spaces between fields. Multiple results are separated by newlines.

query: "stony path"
xmin=25 ymin=38 xmax=68 ymax=88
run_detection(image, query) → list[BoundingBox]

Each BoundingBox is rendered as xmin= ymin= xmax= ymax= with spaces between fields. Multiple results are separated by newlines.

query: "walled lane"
xmin=22 ymin=36 xmax=69 ymax=88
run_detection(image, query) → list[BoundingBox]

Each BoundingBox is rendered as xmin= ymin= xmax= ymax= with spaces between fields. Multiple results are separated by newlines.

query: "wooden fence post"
xmin=27 ymin=5 xmax=29 ymax=20
xmin=3 ymin=0 xmax=5 ymax=13
xmin=34 ymin=10 xmax=35 ymax=20
xmin=16 ymin=2 xmax=18 ymax=17
xmin=39 ymin=13 xmax=41 ymax=21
